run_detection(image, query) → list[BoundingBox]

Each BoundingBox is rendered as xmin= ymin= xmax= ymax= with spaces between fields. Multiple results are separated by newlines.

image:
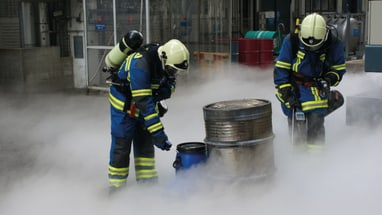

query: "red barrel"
xmin=238 ymin=38 xmax=260 ymax=66
xmin=258 ymin=39 xmax=274 ymax=66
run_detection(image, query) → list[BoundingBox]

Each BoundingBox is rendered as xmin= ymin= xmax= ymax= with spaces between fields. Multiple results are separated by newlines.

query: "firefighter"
xmin=274 ymin=13 xmax=346 ymax=148
xmin=107 ymin=38 xmax=190 ymax=191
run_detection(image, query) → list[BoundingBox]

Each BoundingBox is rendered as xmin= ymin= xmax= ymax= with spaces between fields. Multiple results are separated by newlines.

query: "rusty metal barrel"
xmin=203 ymin=99 xmax=275 ymax=180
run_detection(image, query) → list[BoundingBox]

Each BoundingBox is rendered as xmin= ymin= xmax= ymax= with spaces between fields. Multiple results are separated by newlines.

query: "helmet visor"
xmin=301 ymin=36 xmax=325 ymax=52
xmin=172 ymin=60 xmax=188 ymax=72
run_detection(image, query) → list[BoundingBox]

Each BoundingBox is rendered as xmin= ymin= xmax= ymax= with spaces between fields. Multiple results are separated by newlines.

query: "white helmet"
xmin=299 ymin=13 xmax=328 ymax=52
xmin=158 ymin=39 xmax=190 ymax=76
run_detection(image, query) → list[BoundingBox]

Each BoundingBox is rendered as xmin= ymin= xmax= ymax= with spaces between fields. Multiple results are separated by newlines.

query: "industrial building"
xmin=0 ymin=0 xmax=377 ymax=92
xmin=2 ymin=1 xmax=382 ymax=214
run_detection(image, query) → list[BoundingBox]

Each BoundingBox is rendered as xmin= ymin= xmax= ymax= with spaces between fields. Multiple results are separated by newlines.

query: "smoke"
xmin=1 ymin=64 xmax=382 ymax=214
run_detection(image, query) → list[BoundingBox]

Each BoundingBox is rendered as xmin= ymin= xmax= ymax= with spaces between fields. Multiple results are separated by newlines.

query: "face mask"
xmin=164 ymin=65 xmax=178 ymax=78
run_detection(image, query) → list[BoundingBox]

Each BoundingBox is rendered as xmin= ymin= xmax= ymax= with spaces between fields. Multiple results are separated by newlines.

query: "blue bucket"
xmin=173 ymin=142 xmax=208 ymax=172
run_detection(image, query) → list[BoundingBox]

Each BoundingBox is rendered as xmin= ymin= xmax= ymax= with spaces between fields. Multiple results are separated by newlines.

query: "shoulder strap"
xmin=289 ymin=33 xmax=300 ymax=58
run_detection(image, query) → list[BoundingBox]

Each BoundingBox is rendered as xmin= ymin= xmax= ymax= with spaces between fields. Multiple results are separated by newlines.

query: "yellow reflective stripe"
xmin=306 ymin=143 xmax=324 ymax=150
xmin=108 ymin=165 xmax=129 ymax=176
xmin=135 ymin=157 xmax=157 ymax=180
xmin=293 ymin=51 xmax=304 ymax=72
xmin=144 ymin=113 xmax=158 ymax=121
xmin=278 ymin=83 xmax=292 ymax=89
xmin=136 ymin=170 xmax=158 ymax=179
xmin=132 ymin=89 xmax=152 ymax=97
xmin=301 ymin=100 xmax=328 ymax=111
xmin=135 ymin=157 xmax=155 ymax=166
xmin=147 ymin=122 xmax=163 ymax=133
xmin=151 ymin=84 xmax=160 ymax=89
xmin=276 ymin=92 xmax=286 ymax=104
xmin=109 ymin=93 xmax=124 ymax=111
xmin=109 ymin=178 xmax=127 ymax=187
xmin=297 ymin=51 xmax=305 ymax=58
xmin=327 ymin=71 xmax=340 ymax=86
xmin=311 ymin=87 xmax=320 ymax=101
xmin=109 ymin=165 xmax=129 ymax=173
xmin=275 ymin=61 xmax=291 ymax=69
xmin=134 ymin=53 xmax=143 ymax=58
xmin=109 ymin=92 xmax=140 ymax=116
xmin=331 ymin=64 xmax=346 ymax=71
xmin=327 ymin=71 xmax=340 ymax=79
xmin=320 ymin=53 xmax=326 ymax=62
xmin=124 ymin=53 xmax=135 ymax=71
xmin=276 ymin=83 xmax=292 ymax=104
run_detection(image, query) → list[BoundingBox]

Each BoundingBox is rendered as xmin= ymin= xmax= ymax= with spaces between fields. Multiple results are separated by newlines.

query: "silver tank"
xmin=327 ymin=17 xmax=362 ymax=53
xmin=203 ymin=99 xmax=275 ymax=181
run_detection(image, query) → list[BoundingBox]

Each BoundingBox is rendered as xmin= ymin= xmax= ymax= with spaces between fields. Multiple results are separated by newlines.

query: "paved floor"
xmin=1 ymin=64 xmax=382 ymax=215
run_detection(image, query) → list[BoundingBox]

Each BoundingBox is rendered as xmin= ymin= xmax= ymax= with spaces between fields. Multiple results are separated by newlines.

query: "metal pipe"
xmin=113 ymin=0 xmax=117 ymax=43
xmin=83 ymin=0 xmax=88 ymax=87
xmin=345 ymin=1 xmax=350 ymax=59
xmin=87 ymin=86 xmax=108 ymax=92
xmin=145 ymin=0 xmax=150 ymax=43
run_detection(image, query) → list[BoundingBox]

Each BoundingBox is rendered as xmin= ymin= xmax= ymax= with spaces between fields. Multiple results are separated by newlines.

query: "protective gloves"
xmin=158 ymin=100 xmax=168 ymax=117
xmin=276 ymin=85 xmax=301 ymax=109
xmin=314 ymin=77 xmax=330 ymax=98
xmin=152 ymin=131 xmax=172 ymax=151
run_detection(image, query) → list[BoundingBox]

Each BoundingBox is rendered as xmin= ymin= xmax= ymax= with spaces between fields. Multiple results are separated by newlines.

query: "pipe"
xmin=145 ymin=0 xmax=150 ymax=43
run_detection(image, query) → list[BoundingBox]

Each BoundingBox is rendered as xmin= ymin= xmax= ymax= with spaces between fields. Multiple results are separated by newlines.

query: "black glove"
xmin=277 ymin=85 xmax=301 ymax=109
xmin=158 ymin=100 xmax=168 ymax=117
xmin=314 ymin=78 xmax=330 ymax=98
xmin=152 ymin=131 xmax=172 ymax=151
xmin=323 ymin=72 xmax=340 ymax=87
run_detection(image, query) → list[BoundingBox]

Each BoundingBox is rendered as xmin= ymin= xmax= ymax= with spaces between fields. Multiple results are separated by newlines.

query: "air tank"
xmin=105 ymin=30 xmax=143 ymax=69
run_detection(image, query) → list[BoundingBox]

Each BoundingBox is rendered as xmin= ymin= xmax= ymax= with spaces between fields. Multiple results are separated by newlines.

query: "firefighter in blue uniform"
xmin=105 ymin=33 xmax=190 ymax=190
xmin=274 ymin=13 xmax=346 ymax=148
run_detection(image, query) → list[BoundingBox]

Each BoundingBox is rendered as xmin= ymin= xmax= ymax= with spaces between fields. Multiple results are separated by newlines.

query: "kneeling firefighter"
xmin=105 ymin=32 xmax=190 ymax=190
xmin=274 ymin=13 xmax=346 ymax=147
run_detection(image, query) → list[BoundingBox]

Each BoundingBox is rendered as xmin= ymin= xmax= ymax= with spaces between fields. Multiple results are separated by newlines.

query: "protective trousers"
xmin=108 ymin=105 xmax=158 ymax=188
xmin=288 ymin=112 xmax=325 ymax=145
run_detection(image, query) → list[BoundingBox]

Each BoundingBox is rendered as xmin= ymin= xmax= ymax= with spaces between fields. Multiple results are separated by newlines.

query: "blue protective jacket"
xmin=274 ymin=32 xmax=346 ymax=117
xmin=108 ymin=44 xmax=175 ymax=137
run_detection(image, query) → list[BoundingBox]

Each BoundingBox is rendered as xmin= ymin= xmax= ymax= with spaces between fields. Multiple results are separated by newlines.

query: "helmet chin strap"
xmin=160 ymin=51 xmax=167 ymax=70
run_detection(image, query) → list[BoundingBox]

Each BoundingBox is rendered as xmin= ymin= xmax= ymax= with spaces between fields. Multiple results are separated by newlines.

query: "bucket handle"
xmin=172 ymin=156 xmax=182 ymax=169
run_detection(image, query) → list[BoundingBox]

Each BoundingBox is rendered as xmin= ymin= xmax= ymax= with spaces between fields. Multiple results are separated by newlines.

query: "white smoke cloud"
xmin=1 ymin=64 xmax=382 ymax=215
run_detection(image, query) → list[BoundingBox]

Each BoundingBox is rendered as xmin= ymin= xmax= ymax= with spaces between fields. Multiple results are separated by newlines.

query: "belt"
xmin=292 ymin=72 xmax=315 ymax=87
xmin=294 ymin=80 xmax=314 ymax=87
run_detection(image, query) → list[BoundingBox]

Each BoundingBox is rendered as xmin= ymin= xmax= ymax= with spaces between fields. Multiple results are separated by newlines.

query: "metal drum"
xmin=203 ymin=99 xmax=275 ymax=180
xmin=238 ymin=38 xmax=260 ymax=66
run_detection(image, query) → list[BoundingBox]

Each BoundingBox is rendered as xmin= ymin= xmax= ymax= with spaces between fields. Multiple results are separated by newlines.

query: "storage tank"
xmin=327 ymin=17 xmax=362 ymax=53
xmin=244 ymin=31 xmax=281 ymax=54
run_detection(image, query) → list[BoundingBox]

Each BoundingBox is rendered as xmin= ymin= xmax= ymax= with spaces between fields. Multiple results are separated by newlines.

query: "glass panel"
xmin=85 ymin=0 xmax=232 ymax=87
xmin=150 ymin=0 xmax=172 ymax=43
xmin=87 ymin=48 xmax=110 ymax=87
xmin=116 ymin=0 xmax=145 ymax=42
xmin=86 ymin=0 xmax=114 ymax=46
xmin=199 ymin=0 xmax=230 ymax=52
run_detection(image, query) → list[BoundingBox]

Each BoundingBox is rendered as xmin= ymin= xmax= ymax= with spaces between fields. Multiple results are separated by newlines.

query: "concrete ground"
xmin=1 ymin=63 xmax=382 ymax=215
